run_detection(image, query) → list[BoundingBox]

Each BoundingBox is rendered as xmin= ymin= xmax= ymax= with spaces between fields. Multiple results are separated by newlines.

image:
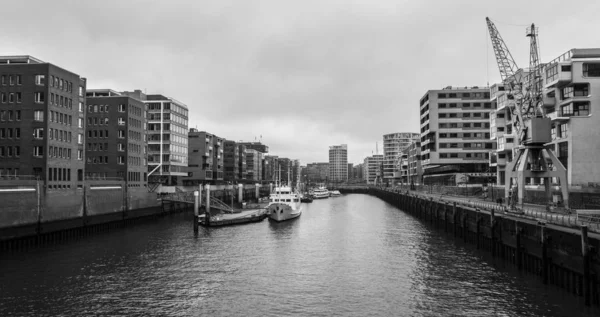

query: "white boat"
xmin=329 ymin=190 xmax=342 ymax=197
xmin=312 ymin=187 xmax=330 ymax=199
xmin=267 ymin=185 xmax=303 ymax=222
xmin=267 ymin=167 xmax=302 ymax=222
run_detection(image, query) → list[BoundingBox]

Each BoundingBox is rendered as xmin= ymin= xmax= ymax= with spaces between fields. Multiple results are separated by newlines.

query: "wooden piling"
xmin=582 ymin=225 xmax=591 ymax=306
xmin=193 ymin=190 xmax=199 ymax=234
xmin=541 ymin=225 xmax=548 ymax=285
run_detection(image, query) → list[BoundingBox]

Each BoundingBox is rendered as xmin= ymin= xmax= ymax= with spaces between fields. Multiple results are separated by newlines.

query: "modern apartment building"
xmin=329 ymin=144 xmax=348 ymax=182
xmin=490 ymin=48 xmax=600 ymax=186
xmin=0 ymin=56 xmax=86 ymax=189
xmin=122 ymin=90 xmax=189 ymax=186
xmin=305 ymin=162 xmax=329 ymax=183
xmin=399 ymin=141 xmax=422 ymax=185
xmin=223 ymin=140 xmax=239 ymax=182
xmin=419 ymin=86 xmax=497 ymax=185
xmin=383 ymin=132 xmax=420 ymax=182
xmin=278 ymin=157 xmax=292 ymax=184
xmin=85 ymin=89 xmax=147 ymax=187
xmin=363 ymin=155 xmax=384 ymax=185
xmin=246 ymin=149 xmax=263 ymax=181
xmin=237 ymin=144 xmax=247 ymax=180
xmin=263 ymin=155 xmax=279 ymax=182
xmin=353 ymin=163 xmax=364 ymax=181
xmin=183 ymin=129 xmax=224 ymax=185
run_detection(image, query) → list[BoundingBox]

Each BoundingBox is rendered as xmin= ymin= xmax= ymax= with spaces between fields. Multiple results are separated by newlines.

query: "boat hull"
xmin=268 ymin=203 xmax=302 ymax=222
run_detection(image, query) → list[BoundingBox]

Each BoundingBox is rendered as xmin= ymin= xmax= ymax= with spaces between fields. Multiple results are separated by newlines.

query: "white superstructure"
xmin=267 ymin=185 xmax=302 ymax=222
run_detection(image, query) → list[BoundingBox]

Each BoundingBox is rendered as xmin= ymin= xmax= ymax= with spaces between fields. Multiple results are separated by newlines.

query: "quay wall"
xmin=0 ymin=180 xmax=163 ymax=248
xmin=339 ymin=187 xmax=600 ymax=307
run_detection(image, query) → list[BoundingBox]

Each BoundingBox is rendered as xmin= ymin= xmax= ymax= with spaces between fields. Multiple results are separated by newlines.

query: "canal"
xmin=1 ymin=194 xmax=598 ymax=316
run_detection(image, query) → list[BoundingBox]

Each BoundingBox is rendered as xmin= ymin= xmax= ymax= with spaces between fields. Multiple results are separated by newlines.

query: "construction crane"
xmin=485 ymin=18 xmax=569 ymax=209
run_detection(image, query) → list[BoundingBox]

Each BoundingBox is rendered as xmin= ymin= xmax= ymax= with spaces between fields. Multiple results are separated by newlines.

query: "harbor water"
xmin=1 ymin=194 xmax=598 ymax=316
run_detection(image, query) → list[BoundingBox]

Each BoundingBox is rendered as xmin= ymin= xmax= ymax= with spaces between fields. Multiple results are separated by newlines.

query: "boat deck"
xmin=199 ymin=208 xmax=268 ymax=227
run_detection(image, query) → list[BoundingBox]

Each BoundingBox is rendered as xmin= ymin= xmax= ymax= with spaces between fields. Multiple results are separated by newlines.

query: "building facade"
xmin=237 ymin=144 xmax=247 ymax=180
xmin=183 ymin=129 xmax=224 ymax=185
xmin=383 ymin=132 xmax=420 ymax=182
xmin=246 ymin=149 xmax=263 ymax=181
xmin=122 ymin=90 xmax=189 ymax=186
xmin=239 ymin=142 xmax=268 ymax=154
xmin=540 ymin=49 xmax=600 ymax=186
xmin=263 ymin=155 xmax=279 ymax=182
xmin=223 ymin=140 xmax=239 ymax=182
xmin=399 ymin=141 xmax=422 ymax=185
xmin=0 ymin=56 xmax=86 ymax=189
xmin=328 ymin=144 xmax=348 ymax=182
xmin=363 ymin=155 xmax=384 ymax=185
xmin=305 ymin=162 xmax=329 ymax=184
xmin=85 ymin=89 xmax=146 ymax=187
xmin=419 ymin=86 xmax=497 ymax=185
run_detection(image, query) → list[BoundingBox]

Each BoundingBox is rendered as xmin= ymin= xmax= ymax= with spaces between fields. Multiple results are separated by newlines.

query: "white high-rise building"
xmin=328 ymin=144 xmax=348 ymax=182
xmin=383 ymin=132 xmax=420 ymax=182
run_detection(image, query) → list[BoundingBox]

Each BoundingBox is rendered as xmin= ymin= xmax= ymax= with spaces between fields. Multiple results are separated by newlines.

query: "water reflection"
xmin=0 ymin=195 xmax=598 ymax=316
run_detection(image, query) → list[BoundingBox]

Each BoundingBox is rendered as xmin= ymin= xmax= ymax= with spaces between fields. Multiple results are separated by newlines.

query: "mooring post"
xmin=269 ymin=183 xmax=273 ymax=195
xmin=452 ymin=202 xmax=457 ymax=237
xmin=581 ymin=225 xmax=591 ymax=306
xmin=206 ymin=184 xmax=211 ymax=226
xmin=444 ymin=203 xmax=448 ymax=233
xmin=491 ymin=208 xmax=496 ymax=257
xmin=476 ymin=215 xmax=481 ymax=250
xmin=516 ymin=223 xmax=522 ymax=270
xmin=541 ymin=224 xmax=548 ymax=284
xmin=255 ymin=183 xmax=260 ymax=203
xmin=193 ymin=191 xmax=199 ymax=233
xmin=463 ymin=213 xmax=468 ymax=243
xmin=238 ymin=184 xmax=243 ymax=204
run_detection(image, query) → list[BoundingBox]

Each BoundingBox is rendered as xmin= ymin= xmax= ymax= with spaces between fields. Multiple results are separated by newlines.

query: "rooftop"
xmin=0 ymin=55 xmax=45 ymax=64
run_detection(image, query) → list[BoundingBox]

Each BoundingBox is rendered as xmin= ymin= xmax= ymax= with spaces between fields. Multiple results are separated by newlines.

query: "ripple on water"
xmin=1 ymin=195 xmax=598 ymax=317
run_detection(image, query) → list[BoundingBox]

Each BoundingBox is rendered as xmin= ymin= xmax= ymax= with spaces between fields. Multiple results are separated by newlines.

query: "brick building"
xmin=85 ymin=89 xmax=147 ymax=187
xmin=223 ymin=140 xmax=239 ymax=182
xmin=183 ymin=129 xmax=224 ymax=185
xmin=0 ymin=55 xmax=86 ymax=189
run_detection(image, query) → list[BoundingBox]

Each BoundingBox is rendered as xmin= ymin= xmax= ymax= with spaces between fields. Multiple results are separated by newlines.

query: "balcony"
xmin=544 ymin=63 xmax=572 ymax=89
xmin=542 ymin=92 xmax=556 ymax=108
xmin=547 ymin=111 xmax=569 ymax=123
xmin=497 ymin=135 xmax=514 ymax=153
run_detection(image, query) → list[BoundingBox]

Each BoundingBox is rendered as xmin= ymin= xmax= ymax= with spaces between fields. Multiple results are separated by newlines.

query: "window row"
xmin=147 ymin=102 xmax=189 ymax=117
xmin=128 ymin=117 xmax=143 ymax=129
xmin=49 ymin=110 xmax=73 ymax=126
xmin=550 ymin=124 xmax=569 ymax=140
xmin=128 ymin=156 xmax=142 ymax=166
xmin=438 ymin=92 xmax=491 ymax=99
xmin=87 ymin=156 xmax=109 ymax=164
xmin=439 ymin=152 xmax=490 ymax=159
xmin=128 ymin=130 xmax=143 ymax=141
xmin=560 ymin=101 xmax=590 ymax=117
xmin=48 ymin=146 xmax=72 ymax=159
xmin=49 ymin=128 xmax=72 ymax=143
xmin=0 ymin=168 xmax=20 ymax=177
xmin=0 ymin=110 xmax=21 ymax=121
xmin=0 ymin=74 xmax=22 ymax=86
xmin=439 ymin=122 xmax=490 ymax=129
xmin=87 ymin=142 xmax=109 ymax=152
xmin=0 ymin=92 xmax=22 ymax=103
xmin=49 ymin=75 xmax=74 ymax=93
xmin=439 ymin=142 xmax=494 ymax=149
xmin=88 ymin=104 xmax=111 ymax=113
xmin=0 ymin=128 xmax=21 ymax=139
xmin=438 ymin=102 xmax=493 ymax=109
xmin=49 ymin=93 xmax=73 ymax=109
xmin=88 ymin=129 xmax=110 ymax=138
xmin=439 ymin=132 xmax=490 ymax=139
xmin=439 ymin=112 xmax=490 ymax=119
xmin=88 ymin=116 xmax=110 ymax=126
xmin=0 ymin=146 xmax=20 ymax=157
xmin=48 ymin=167 xmax=72 ymax=182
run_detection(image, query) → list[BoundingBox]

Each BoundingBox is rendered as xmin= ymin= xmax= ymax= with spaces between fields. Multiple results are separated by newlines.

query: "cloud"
xmin=2 ymin=0 xmax=599 ymax=164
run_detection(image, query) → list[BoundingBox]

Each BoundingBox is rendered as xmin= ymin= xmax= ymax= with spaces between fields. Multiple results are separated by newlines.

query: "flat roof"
xmin=0 ymin=55 xmax=45 ymax=64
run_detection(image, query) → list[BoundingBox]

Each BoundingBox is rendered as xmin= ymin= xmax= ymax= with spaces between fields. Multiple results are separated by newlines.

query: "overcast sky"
xmin=2 ymin=0 xmax=599 ymax=165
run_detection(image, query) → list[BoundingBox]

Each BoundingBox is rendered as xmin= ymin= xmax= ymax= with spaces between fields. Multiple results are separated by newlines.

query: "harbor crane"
xmin=485 ymin=17 xmax=569 ymax=209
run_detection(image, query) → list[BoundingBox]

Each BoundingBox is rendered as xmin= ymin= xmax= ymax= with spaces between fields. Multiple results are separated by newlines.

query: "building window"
xmin=78 ymin=118 xmax=84 ymax=128
xmin=118 ymin=117 xmax=125 ymax=125
xmin=78 ymin=150 xmax=83 ymax=160
xmin=79 ymin=102 xmax=84 ymax=112
xmin=33 ymin=146 xmax=44 ymax=157
xmin=78 ymin=133 xmax=83 ymax=144
xmin=33 ymin=128 xmax=44 ymax=139
xmin=79 ymin=86 xmax=84 ymax=97
xmin=34 ymin=92 xmax=45 ymax=103
xmin=118 ymin=104 xmax=126 ymax=112
xmin=118 ymin=143 xmax=125 ymax=152
xmin=34 ymin=110 xmax=44 ymax=122
xmin=35 ymin=75 xmax=46 ymax=86
xmin=118 ymin=130 xmax=125 ymax=138
xmin=583 ymin=63 xmax=600 ymax=77
xmin=559 ymin=124 xmax=568 ymax=138
xmin=118 ymin=156 xmax=125 ymax=164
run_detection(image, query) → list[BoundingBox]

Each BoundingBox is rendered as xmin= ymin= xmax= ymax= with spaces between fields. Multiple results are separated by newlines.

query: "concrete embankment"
xmin=339 ymin=187 xmax=600 ymax=307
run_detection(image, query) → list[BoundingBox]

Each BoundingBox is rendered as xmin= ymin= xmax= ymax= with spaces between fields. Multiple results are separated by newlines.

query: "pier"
xmin=336 ymin=185 xmax=600 ymax=307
